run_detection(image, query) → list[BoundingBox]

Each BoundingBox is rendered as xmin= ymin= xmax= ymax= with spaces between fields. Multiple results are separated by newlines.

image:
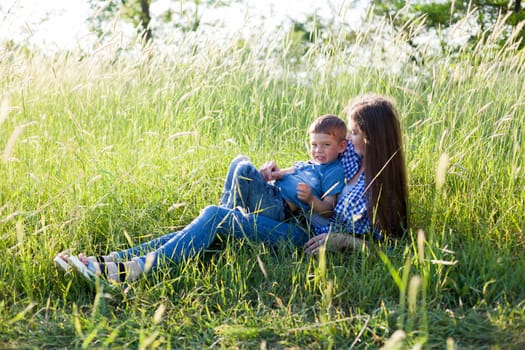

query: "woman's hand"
xmin=303 ymin=233 xmax=367 ymax=254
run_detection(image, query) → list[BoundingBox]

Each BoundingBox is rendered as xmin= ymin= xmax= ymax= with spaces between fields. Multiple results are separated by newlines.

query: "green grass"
xmin=1 ymin=16 xmax=524 ymax=349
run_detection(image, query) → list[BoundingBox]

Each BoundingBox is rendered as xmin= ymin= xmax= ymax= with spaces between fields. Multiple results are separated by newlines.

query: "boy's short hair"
xmin=308 ymin=114 xmax=347 ymax=141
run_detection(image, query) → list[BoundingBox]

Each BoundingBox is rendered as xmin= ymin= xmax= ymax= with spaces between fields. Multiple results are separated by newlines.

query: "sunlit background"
xmin=1 ymin=0 xmax=367 ymax=51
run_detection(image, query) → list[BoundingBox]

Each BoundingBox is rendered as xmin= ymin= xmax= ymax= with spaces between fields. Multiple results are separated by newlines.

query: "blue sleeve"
xmin=320 ymin=163 xmax=345 ymax=197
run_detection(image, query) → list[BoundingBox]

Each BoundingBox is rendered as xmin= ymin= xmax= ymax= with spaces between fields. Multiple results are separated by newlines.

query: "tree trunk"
xmin=139 ymin=0 xmax=152 ymax=41
xmin=515 ymin=0 xmax=521 ymax=13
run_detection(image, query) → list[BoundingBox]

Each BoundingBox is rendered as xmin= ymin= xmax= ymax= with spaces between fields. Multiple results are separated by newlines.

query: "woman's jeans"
xmin=112 ymin=156 xmax=307 ymax=273
xmin=113 ymin=205 xmax=309 ymax=272
xmin=219 ymin=155 xmax=287 ymax=221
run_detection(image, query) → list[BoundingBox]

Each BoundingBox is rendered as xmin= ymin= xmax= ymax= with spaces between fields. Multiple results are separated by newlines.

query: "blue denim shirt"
xmin=275 ymin=159 xmax=345 ymax=212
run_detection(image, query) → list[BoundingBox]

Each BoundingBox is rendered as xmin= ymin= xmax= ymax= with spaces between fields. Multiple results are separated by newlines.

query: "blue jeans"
xmin=220 ymin=155 xmax=287 ymax=221
xmin=113 ymin=205 xmax=309 ymax=273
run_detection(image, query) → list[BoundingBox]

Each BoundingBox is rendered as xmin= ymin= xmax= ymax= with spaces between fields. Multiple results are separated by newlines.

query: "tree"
xmin=87 ymin=0 xmax=240 ymax=43
xmin=371 ymin=0 xmax=525 ymax=49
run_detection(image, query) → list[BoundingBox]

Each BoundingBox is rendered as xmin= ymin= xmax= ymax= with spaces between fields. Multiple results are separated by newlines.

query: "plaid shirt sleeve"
xmin=316 ymin=142 xmax=380 ymax=239
xmin=315 ymin=174 xmax=371 ymax=235
xmin=340 ymin=142 xmax=361 ymax=181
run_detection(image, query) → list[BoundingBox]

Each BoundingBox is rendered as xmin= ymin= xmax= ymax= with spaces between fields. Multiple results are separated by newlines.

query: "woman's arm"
xmin=303 ymin=233 xmax=368 ymax=254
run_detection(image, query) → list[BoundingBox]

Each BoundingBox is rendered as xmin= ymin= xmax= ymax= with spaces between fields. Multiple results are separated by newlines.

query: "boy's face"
xmin=309 ymin=133 xmax=346 ymax=164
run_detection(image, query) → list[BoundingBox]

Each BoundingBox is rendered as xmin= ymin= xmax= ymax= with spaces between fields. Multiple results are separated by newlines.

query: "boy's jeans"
xmin=219 ymin=155 xmax=287 ymax=221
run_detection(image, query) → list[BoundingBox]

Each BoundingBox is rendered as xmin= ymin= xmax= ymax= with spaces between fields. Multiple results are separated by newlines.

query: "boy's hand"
xmin=296 ymin=183 xmax=313 ymax=203
xmin=260 ymin=161 xmax=280 ymax=181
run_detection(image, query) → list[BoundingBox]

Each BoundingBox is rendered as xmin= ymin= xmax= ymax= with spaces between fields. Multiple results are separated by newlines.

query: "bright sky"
xmin=0 ymin=0 xmax=92 ymax=50
xmin=0 ymin=0 xmax=363 ymax=51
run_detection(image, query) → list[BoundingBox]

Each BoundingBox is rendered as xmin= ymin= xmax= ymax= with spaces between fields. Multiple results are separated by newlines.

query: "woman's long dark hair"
xmin=346 ymin=94 xmax=408 ymax=238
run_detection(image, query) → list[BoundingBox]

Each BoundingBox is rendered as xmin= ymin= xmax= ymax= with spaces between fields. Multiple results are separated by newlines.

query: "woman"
xmin=304 ymin=94 xmax=408 ymax=253
xmin=55 ymin=94 xmax=408 ymax=284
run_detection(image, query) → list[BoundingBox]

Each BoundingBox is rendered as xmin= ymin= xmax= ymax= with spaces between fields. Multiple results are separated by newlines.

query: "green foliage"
xmin=414 ymin=3 xmax=453 ymax=26
xmin=87 ymin=0 xmax=242 ymax=42
xmin=1 ymin=11 xmax=524 ymax=349
xmin=86 ymin=0 xmax=125 ymax=39
xmin=373 ymin=0 xmax=525 ymax=49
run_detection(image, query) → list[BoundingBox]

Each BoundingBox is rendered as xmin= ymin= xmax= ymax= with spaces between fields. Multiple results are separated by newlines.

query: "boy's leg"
xmin=220 ymin=155 xmax=250 ymax=206
xmin=225 ymin=161 xmax=287 ymax=221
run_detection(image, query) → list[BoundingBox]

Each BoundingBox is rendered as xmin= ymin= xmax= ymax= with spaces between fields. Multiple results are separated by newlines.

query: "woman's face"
xmin=347 ymin=118 xmax=367 ymax=157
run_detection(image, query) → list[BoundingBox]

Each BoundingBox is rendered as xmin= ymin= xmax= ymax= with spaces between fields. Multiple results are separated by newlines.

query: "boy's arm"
xmin=297 ymin=184 xmax=337 ymax=218
xmin=259 ymin=161 xmax=295 ymax=181
xmin=261 ymin=166 xmax=295 ymax=181
xmin=272 ymin=167 xmax=294 ymax=180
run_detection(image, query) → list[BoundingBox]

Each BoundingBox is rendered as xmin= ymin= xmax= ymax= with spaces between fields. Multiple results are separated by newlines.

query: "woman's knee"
xmin=200 ymin=205 xmax=230 ymax=219
xmin=229 ymin=155 xmax=250 ymax=172
xmin=234 ymin=161 xmax=258 ymax=178
xmin=232 ymin=154 xmax=250 ymax=164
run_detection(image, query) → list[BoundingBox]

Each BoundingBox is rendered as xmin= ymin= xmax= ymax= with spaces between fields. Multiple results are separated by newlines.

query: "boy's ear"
xmin=338 ymin=139 xmax=347 ymax=153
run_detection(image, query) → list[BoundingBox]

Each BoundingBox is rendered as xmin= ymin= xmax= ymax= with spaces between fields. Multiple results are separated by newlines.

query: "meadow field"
xmin=0 ymin=16 xmax=524 ymax=349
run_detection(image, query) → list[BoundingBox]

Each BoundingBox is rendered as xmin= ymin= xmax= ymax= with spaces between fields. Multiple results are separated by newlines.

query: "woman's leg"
xmin=69 ymin=206 xmax=309 ymax=281
xmin=219 ymin=155 xmax=250 ymax=206
xmin=54 ymin=231 xmax=179 ymax=272
xmin=110 ymin=231 xmax=180 ymax=261
xmin=224 ymin=161 xmax=286 ymax=221
xmin=70 ymin=231 xmax=182 ymax=282
xmin=137 ymin=205 xmax=309 ymax=274
xmin=220 ymin=206 xmax=309 ymax=246
xmin=136 ymin=205 xmax=227 ymax=272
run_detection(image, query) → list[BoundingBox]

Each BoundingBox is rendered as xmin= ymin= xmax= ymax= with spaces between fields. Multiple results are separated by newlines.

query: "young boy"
xmin=221 ymin=114 xmax=347 ymax=226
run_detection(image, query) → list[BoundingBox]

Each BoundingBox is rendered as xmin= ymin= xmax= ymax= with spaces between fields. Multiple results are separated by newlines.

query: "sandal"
xmin=54 ymin=254 xmax=72 ymax=273
xmin=54 ymin=251 xmax=118 ymax=274
xmin=68 ymin=256 xmax=120 ymax=292
xmin=85 ymin=254 xmax=119 ymax=265
xmin=68 ymin=256 xmax=143 ymax=288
